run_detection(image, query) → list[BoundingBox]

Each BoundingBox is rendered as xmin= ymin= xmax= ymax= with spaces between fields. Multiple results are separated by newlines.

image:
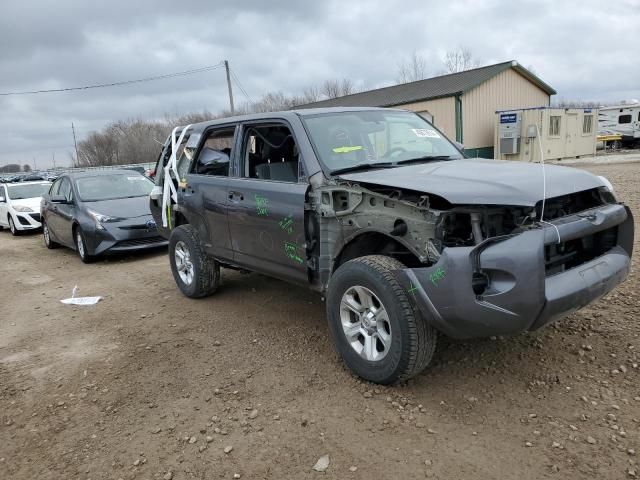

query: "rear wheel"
xmin=43 ymin=221 xmax=59 ymax=249
xmin=8 ymin=216 xmax=19 ymax=236
xmin=327 ymin=255 xmax=437 ymax=384
xmin=74 ymin=227 xmax=95 ymax=263
xmin=169 ymin=225 xmax=220 ymax=298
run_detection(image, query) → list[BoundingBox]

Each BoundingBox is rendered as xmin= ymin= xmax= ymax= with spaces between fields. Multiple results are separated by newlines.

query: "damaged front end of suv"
xmin=309 ymin=161 xmax=633 ymax=340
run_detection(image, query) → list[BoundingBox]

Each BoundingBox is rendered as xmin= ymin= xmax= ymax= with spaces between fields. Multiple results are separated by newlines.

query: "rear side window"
xmin=192 ymin=127 xmax=236 ymax=177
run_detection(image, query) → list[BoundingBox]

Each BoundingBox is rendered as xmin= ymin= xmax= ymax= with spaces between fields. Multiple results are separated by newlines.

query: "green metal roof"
xmin=298 ymin=60 xmax=556 ymax=109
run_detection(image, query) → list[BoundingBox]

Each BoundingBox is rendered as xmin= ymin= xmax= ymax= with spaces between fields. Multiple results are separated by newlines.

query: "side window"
xmin=0 ymin=185 xmax=6 ymax=201
xmin=241 ymin=124 xmax=299 ymax=182
xmin=50 ymin=178 xmax=62 ymax=195
xmin=192 ymin=127 xmax=235 ymax=177
xmin=582 ymin=115 xmax=593 ymax=134
xmin=58 ymin=178 xmax=72 ymax=202
xmin=155 ymin=133 xmax=191 ymax=186
xmin=618 ymin=114 xmax=632 ymax=124
xmin=549 ymin=116 xmax=561 ymax=136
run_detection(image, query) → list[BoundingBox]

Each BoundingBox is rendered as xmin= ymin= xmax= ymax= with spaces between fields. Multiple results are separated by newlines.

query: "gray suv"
xmin=150 ymin=107 xmax=633 ymax=384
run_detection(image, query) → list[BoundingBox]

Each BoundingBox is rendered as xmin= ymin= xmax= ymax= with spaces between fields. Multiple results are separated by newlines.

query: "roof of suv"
xmin=63 ymin=169 xmax=146 ymax=179
xmin=182 ymin=106 xmax=404 ymax=132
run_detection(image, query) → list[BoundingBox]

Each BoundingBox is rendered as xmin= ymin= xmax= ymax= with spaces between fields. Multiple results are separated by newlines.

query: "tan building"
xmin=300 ymin=60 xmax=556 ymax=158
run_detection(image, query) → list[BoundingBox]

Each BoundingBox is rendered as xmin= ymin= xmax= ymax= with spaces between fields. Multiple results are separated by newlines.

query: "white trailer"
xmin=494 ymin=107 xmax=597 ymax=161
xmin=598 ymin=103 xmax=640 ymax=148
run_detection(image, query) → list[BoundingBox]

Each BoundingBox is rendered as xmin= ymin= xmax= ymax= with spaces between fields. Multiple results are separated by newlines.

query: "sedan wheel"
xmin=75 ymin=228 xmax=95 ymax=263
xmin=43 ymin=222 xmax=59 ymax=249
xmin=9 ymin=216 xmax=18 ymax=236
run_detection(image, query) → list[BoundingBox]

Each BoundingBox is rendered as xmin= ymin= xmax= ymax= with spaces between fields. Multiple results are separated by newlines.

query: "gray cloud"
xmin=1 ymin=0 xmax=638 ymax=168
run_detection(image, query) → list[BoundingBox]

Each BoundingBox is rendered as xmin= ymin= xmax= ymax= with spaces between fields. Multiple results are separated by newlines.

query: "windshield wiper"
xmin=331 ymin=162 xmax=396 ymax=175
xmin=393 ymin=155 xmax=453 ymax=165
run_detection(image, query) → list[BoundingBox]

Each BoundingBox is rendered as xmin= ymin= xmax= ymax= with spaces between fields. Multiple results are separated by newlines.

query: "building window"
xmin=582 ymin=115 xmax=593 ymax=134
xmin=549 ymin=116 xmax=561 ymax=136
xmin=619 ymin=114 xmax=632 ymax=124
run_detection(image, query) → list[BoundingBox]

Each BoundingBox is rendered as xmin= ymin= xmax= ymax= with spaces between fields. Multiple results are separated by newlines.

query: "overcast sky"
xmin=1 ymin=0 xmax=638 ymax=169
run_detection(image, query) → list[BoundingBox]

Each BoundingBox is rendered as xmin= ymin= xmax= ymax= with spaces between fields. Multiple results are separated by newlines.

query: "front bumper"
xmin=84 ymin=217 xmax=168 ymax=255
xmin=14 ymin=212 xmax=42 ymax=230
xmin=397 ymin=204 xmax=633 ymax=339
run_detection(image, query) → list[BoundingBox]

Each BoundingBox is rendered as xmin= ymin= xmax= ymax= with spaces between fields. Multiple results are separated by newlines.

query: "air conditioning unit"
xmin=498 ymin=112 xmax=521 ymax=155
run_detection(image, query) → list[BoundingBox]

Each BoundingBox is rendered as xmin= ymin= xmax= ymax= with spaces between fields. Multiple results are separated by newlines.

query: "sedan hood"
xmin=82 ymin=195 xmax=152 ymax=219
xmin=338 ymin=159 xmax=605 ymax=206
xmin=11 ymin=196 xmax=42 ymax=211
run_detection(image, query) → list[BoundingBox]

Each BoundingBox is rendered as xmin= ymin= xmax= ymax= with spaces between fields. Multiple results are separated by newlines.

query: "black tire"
xmin=8 ymin=215 xmax=19 ymax=236
xmin=169 ymin=225 xmax=220 ymax=298
xmin=42 ymin=220 xmax=60 ymax=249
xmin=74 ymin=226 xmax=96 ymax=263
xmin=327 ymin=255 xmax=437 ymax=384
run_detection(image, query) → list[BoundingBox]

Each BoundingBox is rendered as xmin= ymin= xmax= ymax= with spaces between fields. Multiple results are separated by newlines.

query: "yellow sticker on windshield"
xmin=332 ymin=146 xmax=363 ymax=153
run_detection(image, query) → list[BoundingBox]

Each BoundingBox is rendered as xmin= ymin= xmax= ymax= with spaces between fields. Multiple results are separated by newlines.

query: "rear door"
xmin=149 ymin=136 xmax=177 ymax=239
xmin=181 ymin=125 xmax=237 ymax=261
xmin=226 ymin=120 xmax=309 ymax=284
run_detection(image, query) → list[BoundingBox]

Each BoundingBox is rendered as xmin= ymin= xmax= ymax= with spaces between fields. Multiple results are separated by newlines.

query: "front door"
xmin=47 ymin=177 xmax=76 ymax=246
xmin=0 ymin=185 xmax=8 ymax=227
xmin=566 ymin=113 xmax=578 ymax=157
xmin=226 ymin=122 xmax=309 ymax=285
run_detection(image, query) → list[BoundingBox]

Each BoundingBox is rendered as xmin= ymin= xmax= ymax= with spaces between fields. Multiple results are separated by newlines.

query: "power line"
xmin=0 ymin=63 xmax=225 ymax=96
xmin=230 ymin=68 xmax=254 ymax=104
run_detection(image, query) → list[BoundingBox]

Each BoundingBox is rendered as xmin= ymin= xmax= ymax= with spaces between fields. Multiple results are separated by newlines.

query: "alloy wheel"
xmin=339 ymin=285 xmax=392 ymax=361
xmin=174 ymin=240 xmax=194 ymax=285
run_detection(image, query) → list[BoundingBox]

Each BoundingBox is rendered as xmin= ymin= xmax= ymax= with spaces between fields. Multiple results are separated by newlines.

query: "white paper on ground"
xmin=60 ymin=285 xmax=102 ymax=305
xmin=60 ymin=296 xmax=102 ymax=305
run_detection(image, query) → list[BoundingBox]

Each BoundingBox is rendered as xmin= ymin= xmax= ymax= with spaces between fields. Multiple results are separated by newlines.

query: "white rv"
xmin=598 ymin=103 xmax=640 ymax=148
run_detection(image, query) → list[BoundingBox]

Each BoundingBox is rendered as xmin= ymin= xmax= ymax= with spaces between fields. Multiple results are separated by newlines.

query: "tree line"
xmin=74 ymin=47 xmax=485 ymax=168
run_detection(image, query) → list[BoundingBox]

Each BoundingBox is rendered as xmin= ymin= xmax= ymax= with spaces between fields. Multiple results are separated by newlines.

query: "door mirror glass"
xmin=51 ymin=194 xmax=69 ymax=204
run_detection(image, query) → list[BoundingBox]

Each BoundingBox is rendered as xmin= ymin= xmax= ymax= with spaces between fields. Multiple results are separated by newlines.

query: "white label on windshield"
xmin=127 ymin=176 xmax=147 ymax=181
xmin=412 ymin=128 xmax=441 ymax=138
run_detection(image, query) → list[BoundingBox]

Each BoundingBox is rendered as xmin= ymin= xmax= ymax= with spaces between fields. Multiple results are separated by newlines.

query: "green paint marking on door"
xmin=284 ymin=241 xmax=304 ymax=264
xmin=279 ymin=214 xmax=294 ymax=234
xmin=255 ymin=195 xmax=269 ymax=216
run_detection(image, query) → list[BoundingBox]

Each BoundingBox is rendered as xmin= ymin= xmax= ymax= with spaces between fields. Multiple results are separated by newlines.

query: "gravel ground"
xmin=1 ymin=163 xmax=638 ymax=480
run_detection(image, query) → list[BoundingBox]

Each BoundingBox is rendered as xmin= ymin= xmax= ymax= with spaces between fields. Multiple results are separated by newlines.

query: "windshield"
xmin=7 ymin=183 xmax=51 ymax=200
xmin=75 ymin=174 xmax=154 ymax=202
xmin=303 ymin=110 xmax=462 ymax=173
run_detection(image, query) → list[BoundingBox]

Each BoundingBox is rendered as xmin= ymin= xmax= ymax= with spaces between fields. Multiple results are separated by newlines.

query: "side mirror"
xmin=51 ymin=194 xmax=69 ymax=204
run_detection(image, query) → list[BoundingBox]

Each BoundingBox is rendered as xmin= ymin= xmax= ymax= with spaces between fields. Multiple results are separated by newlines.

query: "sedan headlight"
xmin=88 ymin=210 xmax=115 ymax=223
xmin=13 ymin=205 xmax=33 ymax=212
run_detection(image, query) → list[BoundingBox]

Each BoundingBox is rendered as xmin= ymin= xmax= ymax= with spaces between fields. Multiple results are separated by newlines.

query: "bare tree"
xmin=22 ymin=164 xmax=32 ymax=172
xmin=443 ymin=47 xmax=480 ymax=73
xmin=396 ymin=52 xmax=428 ymax=84
xmin=301 ymin=85 xmax=322 ymax=104
xmin=320 ymin=78 xmax=355 ymax=99
xmin=0 ymin=164 xmax=21 ymax=173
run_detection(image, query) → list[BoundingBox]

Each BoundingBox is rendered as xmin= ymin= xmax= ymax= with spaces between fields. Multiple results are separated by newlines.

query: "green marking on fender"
xmin=408 ymin=282 xmax=418 ymax=297
xmin=429 ymin=267 xmax=446 ymax=286
xmin=332 ymin=145 xmax=363 ymax=153
xmin=255 ymin=195 xmax=269 ymax=216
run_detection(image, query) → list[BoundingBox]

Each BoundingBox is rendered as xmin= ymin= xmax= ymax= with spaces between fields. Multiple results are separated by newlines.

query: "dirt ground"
xmin=1 ymin=163 xmax=639 ymax=480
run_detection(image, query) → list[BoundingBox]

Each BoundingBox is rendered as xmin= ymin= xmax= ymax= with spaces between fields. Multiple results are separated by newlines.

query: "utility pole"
xmin=72 ymin=122 xmax=79 ymax=165
xmin=224 ymin=60 xmax=235 ymax=115
xmin=52 ymin=152 xmax=56 ymax=169
xmin=33 ymin=157 xmax=37 ymax=171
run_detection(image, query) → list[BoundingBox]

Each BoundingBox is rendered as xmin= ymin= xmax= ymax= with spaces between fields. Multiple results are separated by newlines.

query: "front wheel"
xmin=43 ymin=221 xmax=59 ymax=249
xmin=327 ymin=255 xmax=437 ymax=384
xmin=8 ymin=216 xmax=19 ymax=236
xmin=169 ymin=225 xmax=220 ymax=298
xmin=75 ymin=227 xmax=95 ymax=263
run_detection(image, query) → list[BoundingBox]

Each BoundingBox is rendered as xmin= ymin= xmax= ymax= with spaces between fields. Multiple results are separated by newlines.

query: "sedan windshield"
xmin=302 ymin=110 xmax=462 ymax=173
xmin=76 ymin=174 xmax=154 ymax=202
xmin=7 ymin=183 xmax=51 ymax=200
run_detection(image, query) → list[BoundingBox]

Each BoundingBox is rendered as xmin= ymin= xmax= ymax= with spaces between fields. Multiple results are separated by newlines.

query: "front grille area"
xmin=17 ymin=215 xmax=31 ymax=226
xmin=536 ymin=188 xmax=615 ymax=221
xmin=116 ymin=236 xmax=166 ymax=248
xmin=545 ymin=226 xmax=618 ymax=276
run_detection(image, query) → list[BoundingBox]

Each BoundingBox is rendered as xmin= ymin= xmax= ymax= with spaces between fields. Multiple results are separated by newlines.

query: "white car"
xmin=0 ymin=181 xmax=51 ymax=235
